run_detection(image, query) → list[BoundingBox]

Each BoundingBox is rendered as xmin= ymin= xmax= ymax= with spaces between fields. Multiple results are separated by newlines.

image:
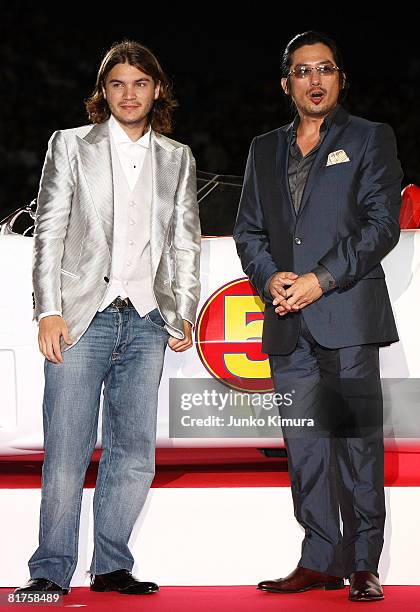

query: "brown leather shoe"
xmin=257 ymin=566 xmax=345 ymax=593
xmin=349 ymin=571 xmax=384 ymax=602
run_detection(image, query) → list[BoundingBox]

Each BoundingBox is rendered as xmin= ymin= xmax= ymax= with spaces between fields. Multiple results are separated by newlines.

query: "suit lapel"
xmin=298 ymin=106 xmax=350 ymax=215
xmin=77 ymin=122 xmax=114 ymax=256
xmin=276 ymin=125 xmax=296 ymax=219
xmin=150 ymin=132 xmax=183 ymax=278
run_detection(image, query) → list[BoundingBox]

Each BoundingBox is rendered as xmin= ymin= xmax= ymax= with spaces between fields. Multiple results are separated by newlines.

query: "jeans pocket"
xmin=145 ymin=308 xmax=167 ymax=331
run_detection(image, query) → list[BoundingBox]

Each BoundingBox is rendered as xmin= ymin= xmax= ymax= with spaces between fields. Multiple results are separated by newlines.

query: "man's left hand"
xmin=274 ymin=272 xmax=323 ymax=315
xmin=168 ymin=320 xmax=193 ymax=352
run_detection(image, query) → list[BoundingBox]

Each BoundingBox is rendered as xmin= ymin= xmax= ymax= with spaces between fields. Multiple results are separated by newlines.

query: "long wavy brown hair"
xmin=85 ymin=40 xmax=178 ymax=133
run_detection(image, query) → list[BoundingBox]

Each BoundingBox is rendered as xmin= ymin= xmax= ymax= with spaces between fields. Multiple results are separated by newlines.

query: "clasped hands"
xmin=268 ymin=271 xmax=323 ymax=315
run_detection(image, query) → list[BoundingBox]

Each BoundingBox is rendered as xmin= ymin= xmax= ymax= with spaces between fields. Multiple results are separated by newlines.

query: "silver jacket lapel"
xmin=150 ymin=132 xmax=183 ymax=277
xmin=77 ymin=122 xmax=114 ymax=256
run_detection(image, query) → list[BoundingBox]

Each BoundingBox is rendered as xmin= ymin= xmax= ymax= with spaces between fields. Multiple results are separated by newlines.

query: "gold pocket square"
xmin=326 ymin=150 xmax=350 ymax=166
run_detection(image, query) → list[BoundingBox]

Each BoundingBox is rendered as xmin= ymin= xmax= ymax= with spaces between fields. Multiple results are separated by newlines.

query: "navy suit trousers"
xmin=269 ymin=314 xmax=385 ymax=577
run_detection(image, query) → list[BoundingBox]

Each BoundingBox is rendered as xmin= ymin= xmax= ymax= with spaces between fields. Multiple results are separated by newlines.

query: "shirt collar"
xmin=108 ymin=114 xmax=151 ymax=148
xmin=291 ymin=103 xmax=341 ymax=139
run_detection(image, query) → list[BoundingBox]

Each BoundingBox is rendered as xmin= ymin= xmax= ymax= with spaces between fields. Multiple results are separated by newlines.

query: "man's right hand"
xmin=267 ymin=272 xmax=299 ymax=312
xmin=38 ymin=315 xmax=73 ymax=364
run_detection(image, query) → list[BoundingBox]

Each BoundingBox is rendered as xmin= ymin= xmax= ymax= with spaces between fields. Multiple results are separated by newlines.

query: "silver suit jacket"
xmin=32 ymin=122 xmax=201 ymax=351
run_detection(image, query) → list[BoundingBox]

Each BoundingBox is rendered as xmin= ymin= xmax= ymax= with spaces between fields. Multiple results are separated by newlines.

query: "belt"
xmin=108 ymin=296 xmax=134 ymax=310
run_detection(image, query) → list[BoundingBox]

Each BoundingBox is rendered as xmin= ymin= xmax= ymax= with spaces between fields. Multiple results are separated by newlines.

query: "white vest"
xmin=98 ymin=140 xmax=158 ymax=315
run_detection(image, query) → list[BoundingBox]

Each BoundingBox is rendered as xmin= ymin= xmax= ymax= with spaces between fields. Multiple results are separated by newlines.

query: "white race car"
xmin=1 ymin=176 xmax=419 ymax=455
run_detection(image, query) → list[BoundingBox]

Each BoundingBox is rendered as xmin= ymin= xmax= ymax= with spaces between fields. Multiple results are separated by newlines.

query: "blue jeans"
xmin=28 ymin=305 xmax=168 ymax=589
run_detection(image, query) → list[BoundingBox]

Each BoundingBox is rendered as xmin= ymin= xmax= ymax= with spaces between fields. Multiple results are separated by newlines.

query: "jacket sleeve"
xmin=233 ymin=138 xmax=278 ymax=299
xmin=171 ymin=145 xmax=201 ymax=325
xmin=32 ymin=130 xmax=74 ymax=319
xmin=318 ymin=123 xmax=403 ymax=289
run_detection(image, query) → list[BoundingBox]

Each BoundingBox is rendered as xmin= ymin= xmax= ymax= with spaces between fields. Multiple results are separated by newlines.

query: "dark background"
xmin=1 ymin=7 xmax=419 ymax=219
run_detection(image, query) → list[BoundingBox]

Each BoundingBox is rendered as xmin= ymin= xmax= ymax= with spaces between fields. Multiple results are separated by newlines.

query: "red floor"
xmin=1 ymin=586 xmax=420 ymax=611
xmin=1 ymin=448 xmax=420 ymax=488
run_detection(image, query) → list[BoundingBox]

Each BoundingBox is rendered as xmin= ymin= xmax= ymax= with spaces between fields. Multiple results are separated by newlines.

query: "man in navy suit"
xmin=234 ymin=31 xmax=402 ymax=602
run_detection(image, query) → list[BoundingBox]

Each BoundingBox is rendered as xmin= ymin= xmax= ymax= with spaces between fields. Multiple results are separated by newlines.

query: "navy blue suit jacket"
xmin=233 ymin=105 xmax=403 ymax=354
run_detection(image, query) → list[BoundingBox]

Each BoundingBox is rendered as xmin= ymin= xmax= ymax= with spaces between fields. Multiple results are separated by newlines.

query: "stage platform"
xmin=0 ymin=449 xmax=419 ymax=588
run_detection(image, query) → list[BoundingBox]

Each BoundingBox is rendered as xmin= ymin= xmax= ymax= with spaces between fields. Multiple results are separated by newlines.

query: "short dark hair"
xmin=281 ymin=30 xmax=349 ymax=102
xmin=85 ymin=40 xmax=178 ymax=133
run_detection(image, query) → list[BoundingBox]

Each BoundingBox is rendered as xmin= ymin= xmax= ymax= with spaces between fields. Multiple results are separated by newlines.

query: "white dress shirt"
xmin=108 ymin=114 xmax=150 ymax=189
xmin=97 ymin=117 xmax=158 ymax=315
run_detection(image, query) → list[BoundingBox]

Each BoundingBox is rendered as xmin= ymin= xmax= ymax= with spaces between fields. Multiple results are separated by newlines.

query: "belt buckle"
xmin=114 ymin=296 xmax=128 ymax=309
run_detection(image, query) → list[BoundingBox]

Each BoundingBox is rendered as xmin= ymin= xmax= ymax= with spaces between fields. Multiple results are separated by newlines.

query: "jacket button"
xmin=104 ymin=276 xmax=109 ymax=283
xmin=294 ymin=237 xmax=302 ymax=245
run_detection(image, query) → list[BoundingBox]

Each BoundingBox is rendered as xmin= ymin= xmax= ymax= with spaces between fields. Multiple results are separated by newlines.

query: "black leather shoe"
xmin=257 ymin=566 xmax=345 ymax=593
xmin=349 ymin=571 xmax=384 ymax=602
xmin=14 ymin=578 xmax=69 ymax=595
xmin=90 ymin=569 xmax=159 ymax=595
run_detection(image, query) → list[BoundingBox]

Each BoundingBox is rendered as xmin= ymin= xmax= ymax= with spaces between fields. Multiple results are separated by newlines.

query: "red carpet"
xmin=0 ymin=586 xmax=419 ymax=611
xmin=1 ymin=449 xmax=420 ymax=488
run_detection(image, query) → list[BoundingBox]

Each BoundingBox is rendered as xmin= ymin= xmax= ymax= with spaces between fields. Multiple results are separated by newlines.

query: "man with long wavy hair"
xmin=16 ymin=40 xmax=200 ymax=596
